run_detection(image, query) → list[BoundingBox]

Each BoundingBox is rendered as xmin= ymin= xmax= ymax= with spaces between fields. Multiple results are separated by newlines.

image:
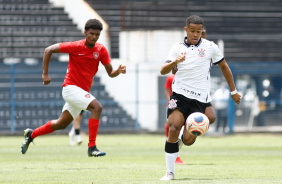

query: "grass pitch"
xmin=0 ymin=133 xmax=282 ymax=184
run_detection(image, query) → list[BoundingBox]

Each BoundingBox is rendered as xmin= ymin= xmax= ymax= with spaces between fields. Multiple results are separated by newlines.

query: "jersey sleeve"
xmin=100 ymin=46 xmax=111 ymax=65
xmin=211 ymin=42 xmax=224 ymax=65
xmin=166 ymin=43 xmax=179 ymax=62
xmin=59 ymin=41 xmax=78 ymax=53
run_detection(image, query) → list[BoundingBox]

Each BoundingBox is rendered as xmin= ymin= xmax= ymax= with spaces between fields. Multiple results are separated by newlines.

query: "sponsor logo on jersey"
xmin=93 ymin=52 xmax=99 ymax=59
xmin=180 ymin=88 xmax=201 ymax=97
xmin=85 ymin=94 xmax=90 ymax=98
xmin=168 ymin=99 xmax=177 ymax=109
xmin=198 ymin=48 xmax=206 ymax=58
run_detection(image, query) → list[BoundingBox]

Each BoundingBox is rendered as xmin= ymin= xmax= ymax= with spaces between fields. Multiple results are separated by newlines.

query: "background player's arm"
xmin=104 ymin=63 xmax=126 ymax=78
xmin=160 ymin=52 xmax=186 ymax=75
xmin=164 ymin=88 xmax=171 ymax=100
xmin=42 ymin=43 xmax=61 ymax=85
xmin=218 ymin=59 xmax=241 ymax=104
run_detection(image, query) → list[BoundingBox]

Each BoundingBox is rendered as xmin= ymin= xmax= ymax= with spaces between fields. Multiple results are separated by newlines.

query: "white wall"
xmin=116 ymin=30 xmax=186 ymax=131
xmin=98 ymin=60 xmax=161 ymax=131
xmin=120 ymin=30 xmax=185 ymax=63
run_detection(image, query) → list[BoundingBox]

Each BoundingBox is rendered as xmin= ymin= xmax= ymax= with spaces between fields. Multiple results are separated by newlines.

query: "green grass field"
xmin=0 ymin=133 xmax=282 ymax=184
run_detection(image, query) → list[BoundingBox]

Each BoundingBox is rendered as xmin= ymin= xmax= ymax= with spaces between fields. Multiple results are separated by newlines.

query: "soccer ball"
xmin=186 ymin=112 xmax=209 ymax=136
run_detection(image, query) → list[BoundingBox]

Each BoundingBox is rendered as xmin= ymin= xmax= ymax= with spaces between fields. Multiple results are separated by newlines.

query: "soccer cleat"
xmin=21 ymin=128 xmax=34 ymax=154
xmin=160 ymin=172 xmax=175 ymax=181
xmin=76 ymin=135 xmax=82 ymax=145
xmin=88 ymin=145 xmax=106 ymax=157
xmin=175 ymin=157 xmax=186 ymax=165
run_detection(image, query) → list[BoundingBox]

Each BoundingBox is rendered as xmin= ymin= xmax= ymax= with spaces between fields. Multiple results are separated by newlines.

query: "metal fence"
xmin=0 ymin=62 xmax=135 ymax=134
xmin=1 ymin=61 xmax=282 ymax=134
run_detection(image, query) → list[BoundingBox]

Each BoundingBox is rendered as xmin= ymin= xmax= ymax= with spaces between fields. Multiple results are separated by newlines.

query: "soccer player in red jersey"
xmin=21 ymin=19 xmax=126 ymax=157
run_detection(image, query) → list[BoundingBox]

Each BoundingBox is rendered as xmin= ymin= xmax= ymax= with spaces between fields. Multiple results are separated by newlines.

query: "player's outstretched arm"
xmin=218 ymin=59 xmax=241 ymax=104
xmin=42 ymin=43 xmax=61 ymax=85
xmin=160 ymin=52 xmax=186 ymax=75
xmin=104 ymin=63 xmax=126 ymax=78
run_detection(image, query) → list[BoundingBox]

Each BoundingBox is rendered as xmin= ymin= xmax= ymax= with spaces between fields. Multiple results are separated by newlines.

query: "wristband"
xmin=230 ymin=90 xmax=237 ymax=95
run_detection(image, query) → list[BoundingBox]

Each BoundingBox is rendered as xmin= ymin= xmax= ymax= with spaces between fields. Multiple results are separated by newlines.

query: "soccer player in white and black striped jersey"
xmin=160 ymin=15 xmax=241 ymax=181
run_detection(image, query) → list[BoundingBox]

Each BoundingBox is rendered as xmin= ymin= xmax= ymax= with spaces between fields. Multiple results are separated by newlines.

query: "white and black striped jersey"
xmin=166 ymin=37 xmax=224 ymax=103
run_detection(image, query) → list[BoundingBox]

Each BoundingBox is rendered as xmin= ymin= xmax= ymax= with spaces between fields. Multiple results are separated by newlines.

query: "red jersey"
xmin=59 ymin=39 xmax=111 ymax=92
xmin=164 ymin=74 xmax=175 ymax=95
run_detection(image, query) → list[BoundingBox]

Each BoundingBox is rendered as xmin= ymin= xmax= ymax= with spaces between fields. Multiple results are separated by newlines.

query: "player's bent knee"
xmin=89 ymin=103 xmax=103 ymax=114
xmin=183 ymin=139 xmax=196 ymax=146
xmin=209 ymin=116 xmax=216 ymax=124
xmin=181 ymin=135 xmax=196 ymax=146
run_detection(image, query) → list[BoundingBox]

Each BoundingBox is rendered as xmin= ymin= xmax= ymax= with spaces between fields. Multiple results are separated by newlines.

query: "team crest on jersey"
xmin=198 ymin=48 xmax=206 ymax=57
xmin=85 ymin=94 xmax=90 ymax=98
xmin=93 ymin=52 xmax=99 ymax=59
xmin=168 ymin=99 xmax=177 ymax=109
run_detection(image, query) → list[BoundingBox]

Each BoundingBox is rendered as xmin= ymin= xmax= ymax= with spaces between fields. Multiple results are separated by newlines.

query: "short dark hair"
xmin=186 ymin=15 xmax=204 ymax=26
xmin=85 ymin=19 xmax=103 ymax=31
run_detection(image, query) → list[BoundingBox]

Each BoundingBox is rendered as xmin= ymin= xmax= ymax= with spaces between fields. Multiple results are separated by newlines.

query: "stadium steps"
xmin=0 ymin=0 xmax=82 ymax=61
xmin=85 ymin=0 xmax=282 ymax=62
xmin=0 ymin=62 xmax=136 ymax=132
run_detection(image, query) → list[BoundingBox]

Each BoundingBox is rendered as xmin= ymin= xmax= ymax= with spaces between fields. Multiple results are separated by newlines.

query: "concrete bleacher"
xmin=86 ymin=0 xmax=282 ymax=62
xmin=0 ymin=0 xmax=83 ymax=61
xmin=0 ymin=62 xmax=135 ymax=133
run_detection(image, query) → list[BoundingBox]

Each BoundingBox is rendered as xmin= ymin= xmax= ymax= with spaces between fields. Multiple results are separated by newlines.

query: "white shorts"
xmin=62 ymin=85 xmax=95 ymax=119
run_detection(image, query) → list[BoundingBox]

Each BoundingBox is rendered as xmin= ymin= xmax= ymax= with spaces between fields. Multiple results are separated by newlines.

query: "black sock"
xmin=75 ymin=129 xmax=80 ymax=135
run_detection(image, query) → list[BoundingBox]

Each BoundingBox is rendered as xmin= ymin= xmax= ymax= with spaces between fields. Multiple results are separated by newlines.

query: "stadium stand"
xmin=0 ymin=0 xmax=135 ymax=133
xmin=85 ymin=0 xmax=282 ymax=62
xmin=0 ymin=0 xmax=83 ymax=61
xmin=0 ymin=62 xmax=135 ymax=133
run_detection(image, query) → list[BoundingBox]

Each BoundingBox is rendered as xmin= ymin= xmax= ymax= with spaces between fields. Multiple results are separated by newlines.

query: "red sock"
xmin=164 ymin=123 xmax=169 ymax=137
xmin=31 ymin=121 xmax=54 ymax=139
xmin=88 ymin=119 xmax=99 ymax=148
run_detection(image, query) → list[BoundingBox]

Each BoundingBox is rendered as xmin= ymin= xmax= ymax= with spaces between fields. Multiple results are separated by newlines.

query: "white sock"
xmin=69 ymin=126 xmax=75 ymax=135
xmin=165 ymin=152 xmax=178 ymax=173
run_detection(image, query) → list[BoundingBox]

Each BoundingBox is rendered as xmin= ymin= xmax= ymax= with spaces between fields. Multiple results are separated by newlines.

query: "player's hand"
xmin=118 ymin=65 xmax=126 ymax=74
xmin=231 ymin=93 xmax=241 ymax=104
xmin=175 ymin=52 xmax=186 ymax=64
xmin=42 ymin=74 xmax=51 ymax=85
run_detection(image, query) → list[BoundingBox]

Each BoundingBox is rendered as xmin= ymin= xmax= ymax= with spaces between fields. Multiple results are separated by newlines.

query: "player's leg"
xmin=205 ymin=105 xmax=216 ymax=124
xmin=181 ymin=100 xmax=208 ymax=145
xmin=73 ymin=111 xmax=83 ymax=145
xmin=86 ymin=99 xmax=106 ymax=157
xmin=160 ymin=109 xmax=184 ymax=181
xmin=166 ymin=120 xmax=185 ymax=164
xmin=21 ymin=110 xmax=74 ymax=154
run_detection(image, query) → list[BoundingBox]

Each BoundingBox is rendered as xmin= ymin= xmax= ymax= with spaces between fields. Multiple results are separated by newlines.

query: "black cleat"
xmin=21 ymin=128 xmax=34 ymax=154
xmin=88 ymin=145 xmax=106 ymax=157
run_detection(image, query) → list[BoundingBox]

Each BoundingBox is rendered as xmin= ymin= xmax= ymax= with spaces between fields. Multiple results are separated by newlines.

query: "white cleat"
xmin=160 ymin=172 xmax=175 ymax=181
xmin=76 ymin=135 xmax=82 ymax=145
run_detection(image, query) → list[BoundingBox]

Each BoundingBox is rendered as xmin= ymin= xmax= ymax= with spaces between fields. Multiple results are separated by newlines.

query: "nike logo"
xmin=78 ymin=54 xmax=85 ymax=55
